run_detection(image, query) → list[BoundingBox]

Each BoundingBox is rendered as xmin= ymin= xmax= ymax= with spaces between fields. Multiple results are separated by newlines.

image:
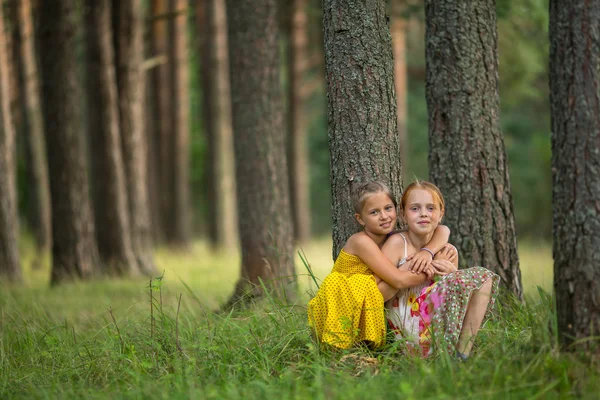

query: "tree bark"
xmin=199 ymin=0 xmax=238 ymax=250
xmin=550 ymin=0 xmax=600 ymax=350
xmin=84 ymin=1 xmax=137 ymax=276
xmin=425 ymin=0 xmax=522 ymax=299
xmin=226 ymin=0 xmax=296 ymax=304
xmin=323 ymin=0 xmax=402 ymax=259
xmin=391 ymin=0 xmax=408 ymax=183
xmin=38 ymin=0 xmax=99 ymax=284
xmin=288 ymin=0 xmax=311 ymax=244
xmin=0 ymin=4 xmax=22 ymax=282
xmin=162 ymin=0 xmax=191 ymax=246
xmin=113 ymin=0 xmax=157 ymax=276
xmin=16 ymin=0 xmax=52 ymax=259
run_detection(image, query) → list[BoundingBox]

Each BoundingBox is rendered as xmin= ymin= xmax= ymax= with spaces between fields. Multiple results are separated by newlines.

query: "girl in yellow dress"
xmin=307 ymin=181 xmax=450 ymax=349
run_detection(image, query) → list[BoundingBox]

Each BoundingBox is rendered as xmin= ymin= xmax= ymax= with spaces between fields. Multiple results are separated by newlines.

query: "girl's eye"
xmin=385 ymin=206 xmax=393 ymax=211
xmin=428 ymin=206 xmax=434 ymax=211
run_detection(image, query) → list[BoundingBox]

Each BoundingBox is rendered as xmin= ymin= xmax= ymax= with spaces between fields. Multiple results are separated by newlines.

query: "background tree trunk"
xmin=38 ymin=0 xmax=99 ymax=284
xmin=0 ymin=4 xmax=22 ymax=282
xmin=200 ymin=0 xmax=238 ymax=250
xmin=550 ymin=0 xmax=600 ymax=350
xmin=323 ymin=0 xmax=402 ymax=259
xmin=425 ymin=0 xmax=523 ymax=299
xmin=165 ymin=0 xmax=191 ymax=246
xmin=84 ymin=1 xmax=137 ymax=276
xmin=114 ymin=0 xmax=157 ymax=276
xmin=391 ymin=0 xmax=408 ymax=183
xmin=16 ymin=0 xmax=51 ymax=260
xmin=226 ymin=0 xmax=296 ymax=304
xmin=288 ymin=0 xmax=311 ymax=244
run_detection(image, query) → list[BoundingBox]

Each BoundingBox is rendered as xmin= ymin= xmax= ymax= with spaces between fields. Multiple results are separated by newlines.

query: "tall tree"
xmin=38 ymin=0 xmax=99 ymax=284
xmin=114 ymin=0 xmax=157 ymax=275
xmin=425 ymin=0 xmax=522 ymax=299
xmin=84 ymin=1 xmax=137 ymax=275
xmin=165 ymin=0 xmax=191 ymax=246
xmin=199 ymin=0 xmax=238 ymax=250
xmin=15 ymin=0 xmax=52 ymax=260
xmin=0 ymin=3 xmax=21 ymax=282
xmin=226 ymin=0 xmax=296 ymax=304
xmin=287 ymin=0 xmax=311 ymax=243
xmin=391 ymin=0 xmax=408 ymax=181
xmin=323 ymin=0 xmax=402 ymax=259
xmin=550 ymin=0 xmax=600 ymax=349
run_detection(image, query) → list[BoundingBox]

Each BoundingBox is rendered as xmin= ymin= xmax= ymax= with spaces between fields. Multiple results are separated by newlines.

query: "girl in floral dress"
xmin=378 ymin=181 xmax=499 ymax=358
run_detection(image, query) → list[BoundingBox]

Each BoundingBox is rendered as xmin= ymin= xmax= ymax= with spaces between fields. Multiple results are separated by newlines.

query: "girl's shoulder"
xmin=386 ymin=230 xmax=408 ymax=244
xmin=343 ymin=231 xmax=370 ymax=254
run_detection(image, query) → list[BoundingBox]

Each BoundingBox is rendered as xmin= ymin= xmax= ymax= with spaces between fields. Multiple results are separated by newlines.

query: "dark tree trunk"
xmin=323 ymin=0 xmax=402 ymax=259
xmin=165 ymin=0 xmax=191 ymax=246
xmin=425 ymin=0 xmax=522 ymax=299
xmin=391 ymin=0 xmax=408 ymax=183
xmin=288 ymin=0 xmax=311 ymax=243
xmin=0 ymin=5 xmax=22 ymax=282
xmin=199 ymin=0 xmax=238 ymax=250
xmin=226 ymin=0 xmax=296 ymax=304
xmin=16 ymin=0 xmax=52 ymax=260
xmin=114 ymin=0 xmax=157 ymax=276
xmin=550 ymin=0 xmax=600 ymax=350
xmin=84 ymin=1 xmax=137 ymax=276
xmin=38 ymin=0 xmax=99 ymax=284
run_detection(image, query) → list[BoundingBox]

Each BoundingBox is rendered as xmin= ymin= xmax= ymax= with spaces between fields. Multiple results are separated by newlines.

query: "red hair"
xmin=400 ymin=180 xmax=445 ymax=215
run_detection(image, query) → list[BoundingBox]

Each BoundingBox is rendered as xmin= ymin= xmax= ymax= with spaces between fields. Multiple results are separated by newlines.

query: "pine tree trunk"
xmin=391 ymin=0 xmax=408 ymax=182
xmin=114 ymin=0 xmax=157 ymax=276
xmin=38 ymin=0 xmax=99 ymax=284
xmin=165 ymin=0 xmax=191 ymax=246
xmin=16 ymin=0 xmax=51 ymax=259
xmin=323 ymin=0 xmax=402 ymax=259
xmin=288 ymin=0 xmax=311 ymax=243
xmin=226 ymin=0 xmax=296 ymax=304
xmin=425 ymin=0 xmax=522 ymax=299
xmin=0 ymin=5 xmax=22 ymax=282
xmin=84 ymin=1 xmax=137 ymax=276
xmin=550 ymin=0 xmax=600 ymax=350
xmin=200 ymin=0 xmax=238 ymax=250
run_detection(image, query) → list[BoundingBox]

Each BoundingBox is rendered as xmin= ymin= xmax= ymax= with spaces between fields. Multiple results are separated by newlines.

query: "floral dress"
xmin=385 ymin=234 xmax=499 ymax=356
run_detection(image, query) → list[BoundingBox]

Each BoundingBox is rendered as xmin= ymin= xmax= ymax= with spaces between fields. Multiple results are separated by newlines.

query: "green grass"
xmin=1 ymin=238 xmax=598 ymax=399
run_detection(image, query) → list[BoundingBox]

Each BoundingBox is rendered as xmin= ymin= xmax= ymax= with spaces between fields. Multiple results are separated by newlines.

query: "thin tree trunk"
xmin=165 ymin=0 xmax=191 ymax=246
xmin=425 ymin=0 xmax=522 ymax=299
xmin=200 ymin=0 xmax=238 ymax=250
xmin=0 ymin=4 xmax=22 ymax=282
xmin=114 ymin=0 xmax=157 ymax=276
xmin=550 ymin=0 xmax=600 ymax=350
xmin=84 ymin=1 xmax=138 ymax=276
xmin=288 ymin=0 xmax=311 ymax=243
xmin=391 ymin=0 xmax=408 ymax=182
xmin=226 ymin=0 xmax=296 ymax=305
xmin=38 ymin=0 xmax=99 ymax=284
xmin=16 ymin=0 xmax=51 ymax=259
xmin=323 ymin=0 xmax=402 ymax=259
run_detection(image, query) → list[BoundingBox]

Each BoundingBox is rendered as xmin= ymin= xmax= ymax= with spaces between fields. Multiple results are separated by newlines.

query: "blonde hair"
xmin=352 ymin=181 xmax=397 ymax=213
xmin=400 ymin=180 xmax=445 ymax=215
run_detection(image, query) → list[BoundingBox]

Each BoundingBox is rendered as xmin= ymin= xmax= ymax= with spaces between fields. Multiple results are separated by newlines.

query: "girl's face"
xmin=402 ymin=188 xmax=443 ymax=236
xmin=355 ymin=192 xmax=397 ymax=236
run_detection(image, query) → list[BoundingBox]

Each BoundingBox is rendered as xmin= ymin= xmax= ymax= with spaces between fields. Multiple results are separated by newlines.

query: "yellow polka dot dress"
xmin=307 ymin=250 xmax=386 ymax=349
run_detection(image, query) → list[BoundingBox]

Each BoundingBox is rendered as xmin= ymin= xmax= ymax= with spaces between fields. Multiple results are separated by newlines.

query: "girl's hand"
xmin=407 ymin=250 xmax=433 ymax=274
xmin=431 ymin=259 xmax=457 ymax=276
xmin=434 ymin=244 xmax=457 ymax=262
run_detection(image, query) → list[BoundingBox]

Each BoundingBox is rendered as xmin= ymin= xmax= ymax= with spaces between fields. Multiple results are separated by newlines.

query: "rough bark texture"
xmin=226 ymin=0 xmax=296 ymax=304
xmin=323 ymin=0 xmax=402 ymax=259
xmin=391 ymin=0 xmax=408 ymax=182
xmin=288 ymin=0 xmax=311 ymax=243
xmin=16 ymin=0 xmax=51 ymax=257
xmin=84 ymin=1 xmax=137 ymax=275
xmin=549 ymin=0 xmax=600 ymax=350
xmin=0 ymin=5 xmax=22 ymax=282
xmin=114 ymin=0 xmax=157 ymax=276
xmin=200 ymin=0 xmax=238 ymax=250
xmin=165 ymin=0 xmax=191 ymax=246
xmin=38 ymin=0 xmax=99 ymax=284
xmin=425 ymin=0 xmax=522 ymax=299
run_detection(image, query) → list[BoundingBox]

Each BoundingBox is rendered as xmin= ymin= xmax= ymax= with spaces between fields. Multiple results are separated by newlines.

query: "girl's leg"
xmin=456 ymin=278 xmax=493 ymax=356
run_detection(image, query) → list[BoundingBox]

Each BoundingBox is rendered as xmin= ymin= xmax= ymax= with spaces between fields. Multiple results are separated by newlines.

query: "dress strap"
xmin=398 ymin=233 xmax=408 ymax=259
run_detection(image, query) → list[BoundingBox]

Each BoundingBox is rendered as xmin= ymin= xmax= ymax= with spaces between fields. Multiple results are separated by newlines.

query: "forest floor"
xmin=1 ymin=238 xmax=598 ymax=399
